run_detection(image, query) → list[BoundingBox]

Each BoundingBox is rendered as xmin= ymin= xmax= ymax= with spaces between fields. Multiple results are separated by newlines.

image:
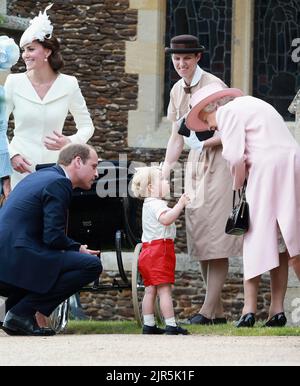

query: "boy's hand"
xmin=178 ymin=193 xmax=191 ymax=208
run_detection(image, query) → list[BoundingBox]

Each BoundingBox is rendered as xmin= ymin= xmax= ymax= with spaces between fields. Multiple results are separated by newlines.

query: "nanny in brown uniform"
xmin=162 ymin=35 xmax=242 ymax=324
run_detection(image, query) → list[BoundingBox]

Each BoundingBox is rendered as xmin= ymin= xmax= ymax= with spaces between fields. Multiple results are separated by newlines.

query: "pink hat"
xmin=186 ymin=82 xmax=243 ymax=131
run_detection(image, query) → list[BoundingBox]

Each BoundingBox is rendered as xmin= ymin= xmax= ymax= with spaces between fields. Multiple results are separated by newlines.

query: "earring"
xmin=44 ymin=57 xmax=48 ymax=62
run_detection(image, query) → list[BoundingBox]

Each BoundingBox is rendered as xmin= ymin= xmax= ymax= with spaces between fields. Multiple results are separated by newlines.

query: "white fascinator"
xmin=20 ymin=4 xmax=54 ymax=48
xmin=0 ymin=36 xmax=20 ymax=71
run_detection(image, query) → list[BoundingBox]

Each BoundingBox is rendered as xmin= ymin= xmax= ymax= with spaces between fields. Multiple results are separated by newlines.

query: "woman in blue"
xmin=0 ymin=36 xmax=20 ymax=205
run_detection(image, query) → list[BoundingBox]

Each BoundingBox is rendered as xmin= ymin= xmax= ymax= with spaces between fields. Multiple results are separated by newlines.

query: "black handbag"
xmin=225 ymin=181 xmax=249 ymax=236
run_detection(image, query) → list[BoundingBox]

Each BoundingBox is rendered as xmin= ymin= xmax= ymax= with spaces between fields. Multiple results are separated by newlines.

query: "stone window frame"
xmin=0 ymin=0 xmax=29 ymax=33
xmin=126 ymin=0 xmax=297 ymax=148
xmin=0 ymin=0 xmax=29 ymax=85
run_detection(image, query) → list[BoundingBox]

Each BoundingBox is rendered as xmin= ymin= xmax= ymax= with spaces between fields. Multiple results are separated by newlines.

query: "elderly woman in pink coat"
xmin=186 ymin=82 xmax=300 ymax=327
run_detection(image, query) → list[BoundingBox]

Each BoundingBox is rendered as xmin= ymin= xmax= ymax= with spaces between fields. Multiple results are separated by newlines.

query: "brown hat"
xmin=165 ymin=34 xmax=205 ymax=54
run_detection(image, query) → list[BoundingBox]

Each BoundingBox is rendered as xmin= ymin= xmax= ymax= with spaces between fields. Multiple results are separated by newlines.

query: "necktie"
xmin=184 ymin=86 xmax=192 ymax=94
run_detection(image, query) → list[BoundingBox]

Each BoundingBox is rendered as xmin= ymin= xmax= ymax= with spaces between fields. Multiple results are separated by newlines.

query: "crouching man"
xmin=0 ymin=144 xmax=102 ymax=336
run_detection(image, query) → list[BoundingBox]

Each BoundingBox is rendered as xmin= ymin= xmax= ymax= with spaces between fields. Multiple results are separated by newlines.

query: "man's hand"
xmin=79 ymin=244 xmax=100 ymax=256
xmin=44 ymin=131 xmax=71 ymax=151
xmin=11 ymin=154 xmax=32 ymax=173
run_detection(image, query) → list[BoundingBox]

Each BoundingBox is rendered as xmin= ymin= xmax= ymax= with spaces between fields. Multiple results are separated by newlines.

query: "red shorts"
xmin=138 ymin=239 xmax=176 ymax=287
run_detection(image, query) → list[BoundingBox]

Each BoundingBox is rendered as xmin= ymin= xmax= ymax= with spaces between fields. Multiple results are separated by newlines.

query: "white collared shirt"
xmin=179 ymin=65 xmax=203 ymax=89
xmin=59 ymin=165 xmax=70 ymax=179
xmin=167 ymin=68 xmax=225 ymax=123
xmin=141 ymin=197 xmax=176 ymax=242
xmin=180 ymin=66 xmax=204 ymax=149
xmin=167 ymin=67 xmax=226 ymax=150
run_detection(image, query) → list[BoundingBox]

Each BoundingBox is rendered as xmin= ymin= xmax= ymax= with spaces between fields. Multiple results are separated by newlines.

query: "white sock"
xmin=165 ymin=317 xmax=176 ymax=327
xmin=143 ymin=314 xmax=155 ymax=326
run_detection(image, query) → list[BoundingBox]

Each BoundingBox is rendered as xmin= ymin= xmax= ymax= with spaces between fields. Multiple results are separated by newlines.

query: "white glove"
xmin=184 ymin=131 xmax=205 ymax=151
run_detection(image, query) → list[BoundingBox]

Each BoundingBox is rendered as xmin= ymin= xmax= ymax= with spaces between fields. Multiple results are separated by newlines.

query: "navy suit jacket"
xmin=0 ymin=165 xmax=81 ymax=294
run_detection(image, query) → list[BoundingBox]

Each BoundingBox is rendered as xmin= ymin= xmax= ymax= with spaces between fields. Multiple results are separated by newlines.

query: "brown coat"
xmin=168 ymin=69 xmax=242 ymax=260
xmin=185 ymin=147 xmax=242 ymax=260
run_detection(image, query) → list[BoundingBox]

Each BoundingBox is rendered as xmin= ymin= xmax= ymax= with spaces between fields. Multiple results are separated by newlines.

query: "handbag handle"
xmin=232 ymin=180 xmax=247 ymax=208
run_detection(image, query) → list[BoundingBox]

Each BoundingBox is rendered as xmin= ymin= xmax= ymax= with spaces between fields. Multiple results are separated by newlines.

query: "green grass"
xmin=65 ymin=320 xmax=300 ymax=336
xmin=66 ymin=320 xmax=140 ymax=335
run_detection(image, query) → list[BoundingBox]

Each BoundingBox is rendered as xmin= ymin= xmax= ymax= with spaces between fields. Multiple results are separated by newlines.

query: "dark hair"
xmin=39 ymin=35 xmax=64 ymax=72
xmin=58 ymin=144 xmax=95 ymax=166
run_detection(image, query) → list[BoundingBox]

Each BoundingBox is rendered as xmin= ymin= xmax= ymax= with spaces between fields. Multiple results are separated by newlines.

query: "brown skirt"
xmin=184 ymin=147 xmax=243 ymax=261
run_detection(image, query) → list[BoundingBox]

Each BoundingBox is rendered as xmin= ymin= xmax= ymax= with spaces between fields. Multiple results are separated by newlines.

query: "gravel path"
xmin=1 ymin=331 xmax=300 ymax=366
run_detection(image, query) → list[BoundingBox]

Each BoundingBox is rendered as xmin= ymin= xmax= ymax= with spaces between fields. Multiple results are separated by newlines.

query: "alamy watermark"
xmin=291 ymin=38 xmax=300 ymax=63
xmin=95 ymin=153 xmax=205 ymax=207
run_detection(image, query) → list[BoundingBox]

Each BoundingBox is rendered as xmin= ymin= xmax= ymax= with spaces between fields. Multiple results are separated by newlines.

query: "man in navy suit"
xmin=0 ymin=143 xmax=102 ymax=336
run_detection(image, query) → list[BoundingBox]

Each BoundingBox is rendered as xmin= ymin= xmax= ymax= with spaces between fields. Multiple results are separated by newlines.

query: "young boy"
xmin=131 ymin=166 xmax=190 ymax=335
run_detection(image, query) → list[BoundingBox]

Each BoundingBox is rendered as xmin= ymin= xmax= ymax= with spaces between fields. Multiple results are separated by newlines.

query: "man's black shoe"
xmin=165 ymin=325 xmax=190 ymax=335
xmin=1 ymin=325 xmax=25 ymax=336
xmin=142 ymin=325 xmax=165 ymax=334
xmin=3 ymin=311 xmax=56 ymax=336
xmin=1 ymin=317 xmax=25 ymax=336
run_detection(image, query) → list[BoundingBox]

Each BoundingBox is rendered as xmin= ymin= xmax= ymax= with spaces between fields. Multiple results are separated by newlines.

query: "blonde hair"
xmin=131 ymin=166 xmax=161 ymax=199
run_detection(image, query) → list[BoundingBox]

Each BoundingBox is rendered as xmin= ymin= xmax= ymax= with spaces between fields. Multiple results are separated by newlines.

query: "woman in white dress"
xmin=5 ymin=4 xmax=95 ymax=188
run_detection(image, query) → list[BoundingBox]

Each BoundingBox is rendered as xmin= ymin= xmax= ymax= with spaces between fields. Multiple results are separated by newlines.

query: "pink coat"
xmin=216 ymin=96 xmax=300 ymax=279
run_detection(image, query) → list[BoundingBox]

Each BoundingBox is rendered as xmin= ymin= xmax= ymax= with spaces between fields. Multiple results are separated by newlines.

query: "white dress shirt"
xmin=141 ymin=198 xmax=176 ymax=242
